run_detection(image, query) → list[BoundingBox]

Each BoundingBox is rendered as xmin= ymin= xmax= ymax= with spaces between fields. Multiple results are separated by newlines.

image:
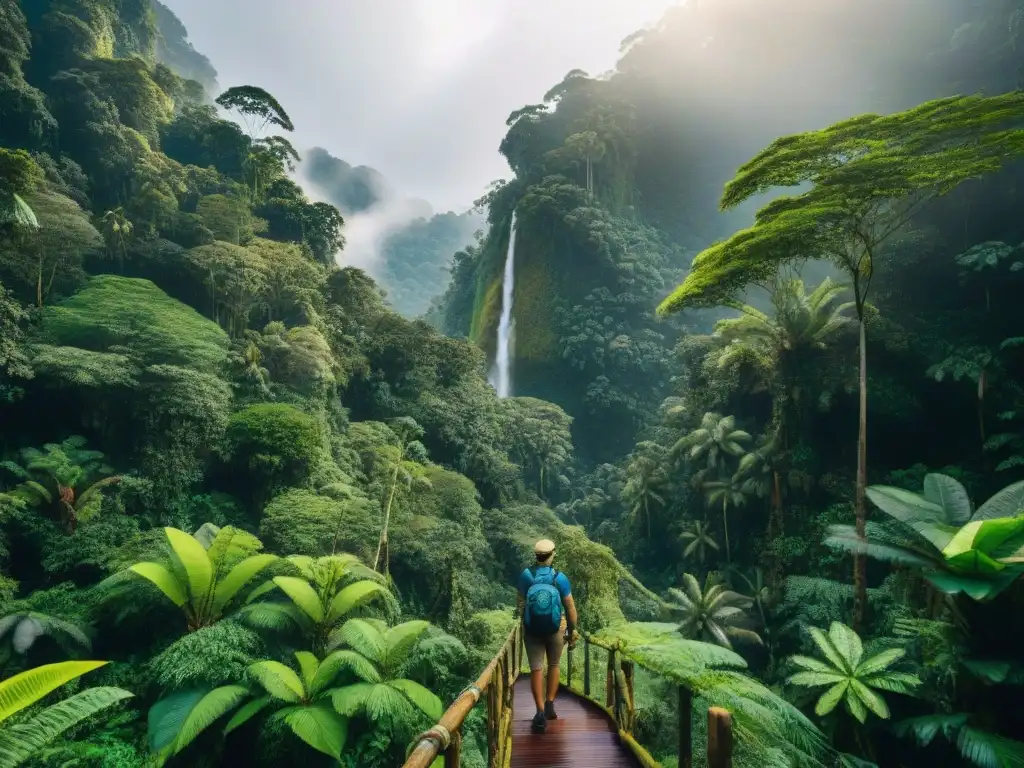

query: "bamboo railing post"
xmin=605 ymin=648 xmax=616 ymax=711
xmin=403 ymin=624 xmax=520 ymax=768
xmin=567 ymin=644 xmax=573 ymax=689
xmin=583 ymin=637 xmax=591 ymax=697
xmin=707 ymin=707 xmax=733 ymax=768
xmin=678 ymin=687 xmax=693 ymax=768
xmin=445 ymin=729 xmax=462 ymax=768
xmin=622 ymin=660 xmax=635 ymax=731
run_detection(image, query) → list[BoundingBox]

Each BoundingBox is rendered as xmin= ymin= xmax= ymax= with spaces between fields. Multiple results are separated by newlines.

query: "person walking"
xmin=517 ymin=538 xmax=577 ymax=733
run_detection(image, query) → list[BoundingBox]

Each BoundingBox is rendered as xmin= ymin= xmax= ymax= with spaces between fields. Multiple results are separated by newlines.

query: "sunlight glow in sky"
xmin=163 ymin=0 xmax=679 ymax=209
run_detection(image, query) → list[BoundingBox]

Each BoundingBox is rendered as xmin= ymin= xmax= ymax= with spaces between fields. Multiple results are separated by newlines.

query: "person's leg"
xmin=531 ymin=669 xmax=545 ymax=711
xmin=524 ymin=635 xmax=547 ymax=731
xmin=544 ymin=631 xmax=565 ymax=718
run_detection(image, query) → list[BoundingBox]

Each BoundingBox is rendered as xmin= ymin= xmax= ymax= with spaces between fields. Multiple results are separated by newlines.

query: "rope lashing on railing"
xmin=409 ymin=725 xmax=452 ymax=755
xmin=460 ymin=684 xmax=482 ymax=703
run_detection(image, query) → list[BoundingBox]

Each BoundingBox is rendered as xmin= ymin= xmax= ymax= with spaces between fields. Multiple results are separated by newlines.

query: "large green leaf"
xmin=325 ymin=581 xmax=393 ymax=624
xmin=892 ymin=713 xmax=969 ymax=747
xmin=849 ymin=679 xmax=889 ymax=720
xmin=383 ymin=621 xmax=430 ymax=670
xmin=814 ymin=680 xmax=848 ymax=716
xmin=945 ymin=517 xmax=1024 ymax=562
xmin=224 ymin=695 xmax=272 ymax=735
xmin=277 ymin=703 xmax=347 ymax=759
xmin=924 ymin=571 xmax=996 ymax=600
xmin=973 ymin=480 xmax=1024 ymax=521
xmin=148 ymin=686 xmax=249 ymax=754
xmin=823 ymin=526 xmax=939 ymax=569
xmin=310 ymin=650 xmax=381 ymax=696
xmin=865 ymin=485 xmax=946 ymax=525
xmin=212 ymin=555 xmax=278 ymax=615
xmin=388 ymin=679 xmax=443 ymax=720
xmin=129 ymin=563 xmax=187 ymax=607
xmin=0 ymin=686 xmax=132 ymax=768
xmin=330 ymin=683 xmax=375 ymax=716
xmin=855 ymin=648 xmax=904 ymax=677
xmin=0 ymin=661 xmax=108 ymax=724
xmin=273 ymin=577 xmax=325 ymax=624
xmin=957 ymin=726 xmax=1024 ymax=768
xmin=828 ymin=623 xmax=863 ymax=671
xmin=788 ymin=671 xmax=846 ymax=687
xmin=330 ymin=619 xmax=385 ymax=663
xmin=923 ymin=474 xmax=973 ymax=525
xmin=248 ymin=661 xmax=304 ymax=703
xmin=294 ymin=652 xmax=319 ymax=692
xmin=165 ymin=527 xmax=214 ymax=605
xmin=807 ymin=627 xmax=849 ymax=674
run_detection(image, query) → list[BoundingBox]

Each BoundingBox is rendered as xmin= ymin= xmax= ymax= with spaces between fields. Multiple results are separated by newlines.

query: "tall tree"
xmin=657 ymin=92 xmax=1024 ymax=628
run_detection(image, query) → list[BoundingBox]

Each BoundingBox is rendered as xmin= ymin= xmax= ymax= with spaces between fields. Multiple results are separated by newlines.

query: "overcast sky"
xmin=162 ymin=0 xmax=679 ymax=211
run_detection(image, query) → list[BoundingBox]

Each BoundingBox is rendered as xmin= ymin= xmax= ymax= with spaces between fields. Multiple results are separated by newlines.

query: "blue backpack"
xmin=524 ymin=566 xmax=563 ymax=636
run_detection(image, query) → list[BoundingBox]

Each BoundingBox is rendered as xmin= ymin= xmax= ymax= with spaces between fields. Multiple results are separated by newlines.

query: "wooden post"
xmin=678 ymin=687 xmax=693 ymax=768
xmin=622 ymin=660 xmax=635 ymax=734
xmin=605 ymin=649 xmax=615 ymax=710
xmin=445 ymin=729 xmax=462 ymax=768
xmin=487 ymin=662 xmax=500 ymax=768
xmin=567 ymin=644 xmax=573 ymax=689
xmin=584 ymin=638 xmax=591 ymax=697
xmin=707 ymin=707 xmax=733 ymax=768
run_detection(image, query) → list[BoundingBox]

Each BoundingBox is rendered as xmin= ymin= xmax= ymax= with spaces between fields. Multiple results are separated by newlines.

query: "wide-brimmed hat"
xmin=534 ymin=539 xmax=555 ymax=563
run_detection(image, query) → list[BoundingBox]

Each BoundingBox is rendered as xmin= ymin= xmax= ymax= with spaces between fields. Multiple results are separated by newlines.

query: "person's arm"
xmin=563 ymin=594 xmax=578 ymax=631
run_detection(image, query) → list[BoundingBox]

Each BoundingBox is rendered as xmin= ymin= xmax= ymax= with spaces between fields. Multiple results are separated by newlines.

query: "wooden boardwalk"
xmin=510 ymin=676 xmax=639 ymax=768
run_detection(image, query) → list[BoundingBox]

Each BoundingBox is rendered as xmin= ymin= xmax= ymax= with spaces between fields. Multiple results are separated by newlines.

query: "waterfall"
xmin=489 ymin=211 xmax=517 ymax=398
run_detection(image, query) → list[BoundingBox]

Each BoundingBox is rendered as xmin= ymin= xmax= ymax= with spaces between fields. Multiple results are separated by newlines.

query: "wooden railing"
xmin=403 ymin=621 xmax=522 ymax=768
xmin=402 ymin=622 xmax=734 ymax=768
xmin=565 ymin=632 xmax=734 ymax=768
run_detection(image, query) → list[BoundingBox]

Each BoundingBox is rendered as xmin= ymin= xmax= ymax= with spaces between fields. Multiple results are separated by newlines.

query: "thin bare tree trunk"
xmin=373 ymin=460 xmax=402 ymax=575
xmin=853 ymin=313 xmax=868 ymax=630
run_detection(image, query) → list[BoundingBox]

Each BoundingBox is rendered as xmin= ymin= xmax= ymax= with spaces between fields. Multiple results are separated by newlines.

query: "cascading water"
xmin=489 ymin=211 xmax=517 ymax=398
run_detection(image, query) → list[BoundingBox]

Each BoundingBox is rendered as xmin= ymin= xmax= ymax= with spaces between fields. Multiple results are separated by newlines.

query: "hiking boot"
xmin=531 ymin=711 xmax=547 ymax=732
xmin=544 ymin=700 xmax=558 ymax=720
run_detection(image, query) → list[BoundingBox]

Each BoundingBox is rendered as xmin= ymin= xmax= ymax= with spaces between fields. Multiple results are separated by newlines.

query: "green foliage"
xmin=120 ymin=525 xmax=276 ymax=631
xmin=241 ymin=554 xmax=395 ymax=656
xmin=215 ymin=86 xmax=294 ymax=137
xmin=787 ymin=622 xmax=919 ymax=723
xmin=1 ymin=435 xmax=118 ymax=533
xmin=659 ymin=92 xmax=1024 ymax=314
xmin=667 ymin=573 xmax=761 ymax=649
xmin=38 ymin=276 xmax=228 ymax=371
xmin=0 ymin=660 xmax=133 ymax=767
xmin=826 ymin=474 xmax=1024 ymax=600
xmin=148 ymin=620 xmax=264 ymax=691
xmin=222 ymin=404 xmax=327 ymax=506
xmin=259 ymin=489 xmax=378 ymax=563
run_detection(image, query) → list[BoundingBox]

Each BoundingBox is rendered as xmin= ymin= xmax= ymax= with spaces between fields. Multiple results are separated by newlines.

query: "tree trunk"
xmin=853 ymin=313 xmax=868 ymax=630
xmin=645 ymin=495 xmax=651 ymax=541
xmin=978 ymin=369 xmax=986 ymax=445
xmin=722 ymin=500 xmax=731 ymax=563
xmin=373 ymin=459 xmax=402 ymax=575
xmin=36 ymin=253 xmax=43 ymax=308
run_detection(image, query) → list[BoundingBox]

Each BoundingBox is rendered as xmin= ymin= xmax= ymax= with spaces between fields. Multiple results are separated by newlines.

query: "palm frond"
xmin=0 ymin=686 xmax=132 ymax=766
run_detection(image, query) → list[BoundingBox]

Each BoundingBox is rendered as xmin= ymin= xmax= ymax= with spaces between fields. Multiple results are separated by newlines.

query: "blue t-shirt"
xmin=517 ymin=566 xmax=571 ymax=601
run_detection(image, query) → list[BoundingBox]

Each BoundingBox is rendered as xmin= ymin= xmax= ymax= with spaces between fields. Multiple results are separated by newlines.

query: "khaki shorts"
xmin=524 ymin=626 xmax=566 ymax=671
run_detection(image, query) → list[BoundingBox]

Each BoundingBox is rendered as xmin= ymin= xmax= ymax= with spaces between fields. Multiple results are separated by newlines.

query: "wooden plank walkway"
xmin=510 ymin=676 xmax=640 ymax=768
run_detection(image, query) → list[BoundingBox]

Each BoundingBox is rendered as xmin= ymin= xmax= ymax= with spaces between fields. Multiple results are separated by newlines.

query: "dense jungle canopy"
xmin=3 ymin=0 xmax=1024 ymax=766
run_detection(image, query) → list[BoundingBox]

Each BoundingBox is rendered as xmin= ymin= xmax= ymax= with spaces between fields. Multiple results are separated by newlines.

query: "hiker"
xmin=517 ymin=538 xmax=578 ymax=733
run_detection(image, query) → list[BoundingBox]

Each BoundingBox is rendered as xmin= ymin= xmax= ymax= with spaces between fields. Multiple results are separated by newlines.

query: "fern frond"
xmin=0 ymin=661 xmax=108 ymax=724
xmin=0 ymin=686 xmax=132 ymax=767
